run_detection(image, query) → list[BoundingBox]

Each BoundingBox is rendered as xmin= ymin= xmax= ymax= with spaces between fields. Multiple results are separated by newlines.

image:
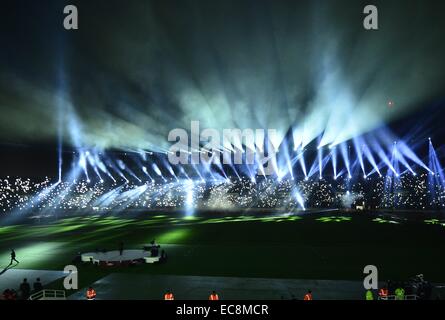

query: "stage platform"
xmin=81 ymin=249 xmax=160 ymax=264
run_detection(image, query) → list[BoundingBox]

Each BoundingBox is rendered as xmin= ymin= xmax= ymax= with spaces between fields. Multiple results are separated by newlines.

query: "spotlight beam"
xmin=340 ymin=142 xmax=351 ymax=178
xmin=353 ymin=138 xmax=366 ymax=177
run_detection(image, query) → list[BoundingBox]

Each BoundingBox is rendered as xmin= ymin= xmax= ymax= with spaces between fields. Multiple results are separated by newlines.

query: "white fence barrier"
xmin=378 ymin=294 xmax=419 ymax=300
xmin=29 ymin=289 xmax=66 ymax=300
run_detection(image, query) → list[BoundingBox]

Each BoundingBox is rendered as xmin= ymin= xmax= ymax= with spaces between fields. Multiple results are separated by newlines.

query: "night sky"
xmin=1 ymin=0 xmax=445 ymax=176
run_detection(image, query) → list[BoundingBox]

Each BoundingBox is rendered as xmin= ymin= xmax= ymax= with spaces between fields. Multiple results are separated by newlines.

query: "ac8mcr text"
xmin=220 ymin=304 xmax=269 ymax=315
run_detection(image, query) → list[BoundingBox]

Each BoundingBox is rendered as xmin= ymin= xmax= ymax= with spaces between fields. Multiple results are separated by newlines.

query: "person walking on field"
xmin=209 ymin=291 xmax=220 ymax=300
xmin=10 ymin=249 xmax=19 ymax=265
xmin=164 ymin=290 xmax=174 ymax=300
xmin=304 ymin=290 xmax=313 ymax=300
xmin=366 ymin=289 xmax=374 ymax=300
xmin=119 ymin=241 xmax=124 ymax=256
xmin=86 ymin=287 xmax=97 ymax=300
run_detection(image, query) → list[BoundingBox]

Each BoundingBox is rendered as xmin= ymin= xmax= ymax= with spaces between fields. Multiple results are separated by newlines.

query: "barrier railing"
xmin=29 ymin=289 xmax=66 ymax=300
xmin=378 ymin=294 xmax=419 ymax=300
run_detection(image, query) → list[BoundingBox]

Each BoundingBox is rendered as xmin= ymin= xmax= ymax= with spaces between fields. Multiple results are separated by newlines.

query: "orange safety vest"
xmin=379 ymin=288 xmax=388 ymax=297
xmin=164 ymin=293 xmax=174 ymax=300
xmin=209 ymin=294 xmax=219 ymax=300
xmin=86 ymin=289 xmax=96 ymax=299
xmin=304 ymin=293 xmax=313 ymax=300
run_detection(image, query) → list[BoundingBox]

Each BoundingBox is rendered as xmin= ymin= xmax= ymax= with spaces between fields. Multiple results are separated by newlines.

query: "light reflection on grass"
xmin=373 ymin=218 xmax=399 ymax=224
xmin=156 ymin=228 xmax=191 ymax=243
xmin=316 ymin=216 xmax=352 ymax=223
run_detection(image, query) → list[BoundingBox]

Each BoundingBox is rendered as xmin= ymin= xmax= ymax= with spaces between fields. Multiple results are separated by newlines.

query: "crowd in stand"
xmin=1 ymin=278 xmax=43 ymax=300
xmin=0 ymin=173 xmax=444 ymax=214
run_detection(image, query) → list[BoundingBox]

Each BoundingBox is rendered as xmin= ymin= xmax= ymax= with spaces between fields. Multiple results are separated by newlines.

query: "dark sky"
xmin=1 ymin=0 xmax=445 ymax=176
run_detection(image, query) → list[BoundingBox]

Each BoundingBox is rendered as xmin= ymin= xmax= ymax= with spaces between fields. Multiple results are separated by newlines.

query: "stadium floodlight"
xmin=392 ymin=142 xmax=416 ymax=176
xmin=429 ymin=139 xmax=444 ymax=187
xmin=299 ymin=150 xmax=307 ymax=178
xmin=152 ymin=163 xmax=162 ymax=176
xmin=398 ymin=141 xmax=431 ymax=173
xmin=142 ymin=166 xmax=154 ymax=182
xmin=353 ymin=137 xmax=366 ymax=178
xmin=282 ymin=144 xmax=294 ymax=180
xmin=124 ymin=167 xmax=142 ymax=183
xmin=340 ymin=142 xmax=351 ymax=179
xmin=331 ymin=147 xmax=337 ymax=180
xmin=292 ymin=187 xmax=306 ymax=211
xmin=372 ymin=138 xmax=397 ymax=175
xmin=362 ymin=142 xmax=381 ymax=177
xmin=186 ymin=181 xmax=194 ymax=211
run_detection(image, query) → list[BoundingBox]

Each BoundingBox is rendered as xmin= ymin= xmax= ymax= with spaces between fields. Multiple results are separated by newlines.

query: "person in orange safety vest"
xmin=209 ymin=291 xmax=219 ymax=300
xmin=86 ymin=287 xmax=97 ymax=300
xmin=164 ymin=290 xmax=174 ymax=300
xmin=379 ymin=287 xmax=389 ymax=299
xmin=304 ymin=290 xmax=313 ymax=300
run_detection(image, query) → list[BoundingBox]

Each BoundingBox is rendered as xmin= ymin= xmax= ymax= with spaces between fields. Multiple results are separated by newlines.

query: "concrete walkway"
xmin=69 ymin=273 xmax=369 ymax=300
